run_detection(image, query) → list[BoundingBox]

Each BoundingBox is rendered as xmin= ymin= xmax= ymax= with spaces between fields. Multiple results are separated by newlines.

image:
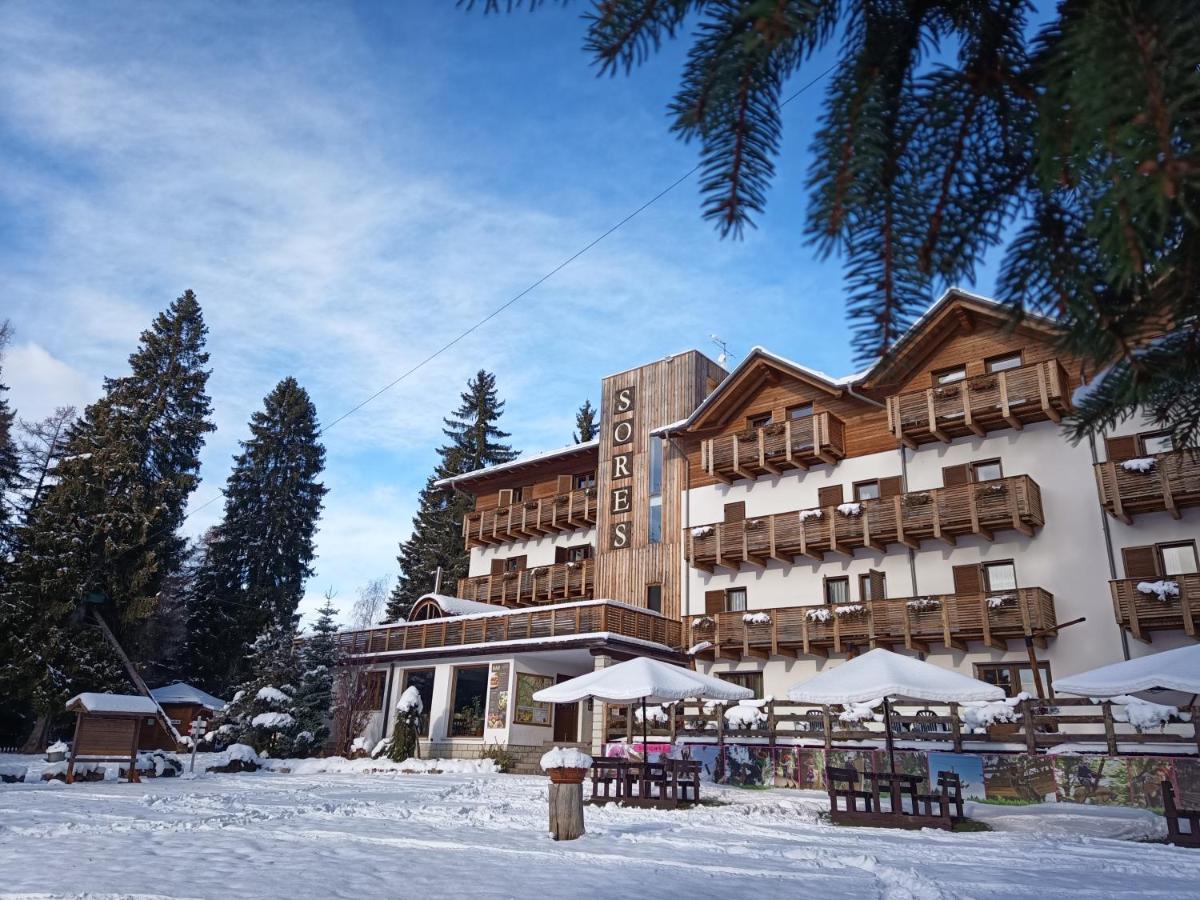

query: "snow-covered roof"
xmin=532 ymin=656 xmax=754 ymax=704
xmin=1053 ymin=645 xmax=1200 ymax=699
xmin=416 ymin=593 xmax=501 ymax=616
xmin=66 ymin=693 xmax=160 ymax=715
xmin=150 ymin=682 xmax=228 ymax=711
xmin=787 ymin=648 xmax=1004 ymax=704
xmin=434 ymin=438 xmax=599 ymax=489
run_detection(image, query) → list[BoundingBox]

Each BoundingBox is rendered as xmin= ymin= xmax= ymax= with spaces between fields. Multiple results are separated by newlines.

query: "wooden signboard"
xmin=67 ymin=712 xmax=144 ymax=784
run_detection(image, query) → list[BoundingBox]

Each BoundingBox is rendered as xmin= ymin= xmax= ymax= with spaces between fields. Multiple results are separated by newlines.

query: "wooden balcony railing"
xmin=335 ymin=599 xmax=680 ymax=658
xmin=1112 ymin=574 xmax=1198 ymax=642
xmin=700 ymin=412 xmax=845 ymax=483
xmin=1095 ymin=450 xmax=1200 ymax=523
xmin=686 ymin=475 xmax=1043 ymax=572
xmin=456 ymin=559 xmax=594 ymax=607
xmin=887 ymin=360 xmax=1071 ymax=449
xmin=463 ymin=488 xmax=598 ymax=547
xmin=687 ymin=587 xmax=1056 ymax=659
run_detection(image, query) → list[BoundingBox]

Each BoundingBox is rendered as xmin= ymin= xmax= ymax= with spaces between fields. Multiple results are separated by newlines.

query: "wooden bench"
xmin=915 ymin=771 xmax=964 ymax=823
xmin=590 ymin=758 xmax=625 ymax=804
xmin=1164 ymin=781 xmax=1200 ymax=848
xmin=828 ymin=766 xmax=955 ymax=830
xmin=826 ymin=766 xmax=878 ymax=819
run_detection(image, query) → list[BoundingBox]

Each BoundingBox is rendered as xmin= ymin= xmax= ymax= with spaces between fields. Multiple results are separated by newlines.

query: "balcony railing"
xmin=456 ymin=558 xmax=594 ymax=607
xmin=686 ymin=475 xmax=1043 ymax=572
xmin=1095 ymin=450 xmax=1200 ymax=523
xmin=463 ymin=488 xmax=598 ymax=547
xmin=887 ymin=360 xmax=1071 ymax=448
xmin=1112 ymin=574 xmax=1198 ymax=642
xmin=687 ymin=587 xmax=1056 ymax=659
xmin=335 ymin=599 xmax=680 ymax=658
xmin=700 ymin=412 xmax=845 ymax=483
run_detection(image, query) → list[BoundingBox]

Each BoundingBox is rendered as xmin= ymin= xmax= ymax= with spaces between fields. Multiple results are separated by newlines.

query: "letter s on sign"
xmin=615 ymin=386 xmax=635 ymax=413
xmin=611 ymin=522 xmax=629 ymax=549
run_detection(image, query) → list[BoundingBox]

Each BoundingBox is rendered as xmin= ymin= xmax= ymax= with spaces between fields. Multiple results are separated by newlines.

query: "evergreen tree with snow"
xmin=290 ymin=596 xmax=339 ymax=756
xmin=0 ymin=322 xmax=24 ymax=558
xmin=221 ymin=619 xmax=302 ymax=757
xmin=573 ymin=399 xmax=597 ymax=444
xmin=0 ymin=292 xmax=214 ymax=732
xmin=185 ymin=377 xmax=326 ymax=695
xmin=15 ymin=405 xmax=77 ymax=519
xmin=385 ymin=685 xmax=423 ymax=762
xmin=386 ymin=370 xmax=517 ymax=621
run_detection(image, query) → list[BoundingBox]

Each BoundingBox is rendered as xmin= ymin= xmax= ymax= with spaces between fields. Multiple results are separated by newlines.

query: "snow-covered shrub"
xmin=691 ymin=525 xmax=715 ymax=537
xmin=387 ymin=685 xmax=425 ymax=762
xmin=806 ymin=607 xmax=832 ymax=623
xmin=742 ymin=612 xmax=771 ymax=625
xmin=541 ymin=746 xmax=593 ymax=771
xmin=692 ymin=616 xmax=716 ymax=630
xmin=480 ymin=741 xmax=516 ymax=773
xmin=1109 ymin=695 xmax=1189 ymax=732
xmin=960 ymin=694 xmax=1028 ymax=733
xmin=799 ymin=508 xmax=823 ymax=521
xmin=837 ymin=699 xmax=882 ymax=724
xmin=635 ymin=703 xmax=671 ymax=725
xmin=987 ymin=594 xmax=1016 ymax=609
xmin=135 ymin=750 xmax=182 ymax=778
xmin=834 ymin=604 xmax=865 ymax=617
xmin=1121 ymin=458 xmax=1157 ymax=473
xmin=724 ymin=699 xmax=769 ymax=730
xmin=907 ymin=597 xmax=941 ymax=612
xmin=836 ymin=502 xmax=863 ymax=517
xmin=205 ymin=743 xmax=263 ymax=773
xmin=1137 ymin=580 xmax=1180 ymax=602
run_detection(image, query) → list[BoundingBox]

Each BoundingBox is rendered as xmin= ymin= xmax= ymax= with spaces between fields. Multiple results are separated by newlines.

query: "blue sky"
xmin=0 ymin=3 xmax=1010 ymax=625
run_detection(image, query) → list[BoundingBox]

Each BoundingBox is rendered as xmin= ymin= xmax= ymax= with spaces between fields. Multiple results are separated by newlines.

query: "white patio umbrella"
xmin=534 ymin=657 xmax=753 ymax=749
xmin=1053 ymin=644 xmax=1200 ymax=706
xmin=787 ymin=648 xmax=1004 ymax=774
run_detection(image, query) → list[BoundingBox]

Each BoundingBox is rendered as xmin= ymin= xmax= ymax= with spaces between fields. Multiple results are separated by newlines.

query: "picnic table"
xmin=591 ymin=757 xmax=702 ymax=808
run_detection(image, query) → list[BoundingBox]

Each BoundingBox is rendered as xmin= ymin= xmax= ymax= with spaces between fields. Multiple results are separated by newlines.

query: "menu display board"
xmin=513 ymin=673 xmax=554 ymax=726
xmin=485 ymin=662 xmax=511 ymax=730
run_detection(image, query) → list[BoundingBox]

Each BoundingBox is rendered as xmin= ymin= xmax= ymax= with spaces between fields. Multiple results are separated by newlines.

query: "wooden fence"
xmin=457 ymin=559 xmax=594 ymax=606
xmin=1094 ymin=450 xmax=1200 ymax=522
xmin=1112 ymin=574 xmax=1199 ymax=641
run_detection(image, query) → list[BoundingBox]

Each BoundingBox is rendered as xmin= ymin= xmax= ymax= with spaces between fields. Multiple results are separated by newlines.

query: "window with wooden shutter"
xmin=704 ymin=590 xmax=725 ymax=616
xmin=1104 ymin=435 xmax=1141 ymax=462
xmin=723 ymin=501 xmax=746 ymax=523
xmin=878 ymin=476 xmax=903 ymax=499
xmin=554 ymin=546 xmax=568 ymax=564
xmin=555 ymin=474 xmax=573 ymax=494
xmin=867 ymin=569 xmax=887 ymax=602
xmin=817 ymin=484 xmax=844 ymax=508
xmin=1121 ymin=545 xmax=1161 ymax=579
xmin=490 ymin=558 xmax=506 ymax=576
xmin=497 ymin=488 xmax=514 ymax=507
xmin=942 ymin=464 xmax=971 ymax=487
xmin=952 ymin=563 xmax=983 ymax=595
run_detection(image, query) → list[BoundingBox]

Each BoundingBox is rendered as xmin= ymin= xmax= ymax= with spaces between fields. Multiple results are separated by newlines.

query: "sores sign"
xmin=609 ymin=385 xmax=634 ymax=550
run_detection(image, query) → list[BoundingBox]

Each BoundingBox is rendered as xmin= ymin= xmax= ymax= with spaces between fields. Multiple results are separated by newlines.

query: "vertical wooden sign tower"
xmin=595 ymin=351 xmax=726 ymax=622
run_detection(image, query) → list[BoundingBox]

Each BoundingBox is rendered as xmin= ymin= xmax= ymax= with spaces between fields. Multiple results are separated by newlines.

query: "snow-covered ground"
xmin=1 ymin=763 xmax=1198 ymax=899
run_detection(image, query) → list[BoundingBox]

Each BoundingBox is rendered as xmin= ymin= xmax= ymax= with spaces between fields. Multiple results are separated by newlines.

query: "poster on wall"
xmin=486 ymin=663 xmax=511 ymax=731
xmin=514 ymin=673 xmax=553 ymax=726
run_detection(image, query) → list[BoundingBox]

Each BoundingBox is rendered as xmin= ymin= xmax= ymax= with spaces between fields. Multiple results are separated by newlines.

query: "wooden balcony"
xmin=688 ymin=587 xmax=1056 ymax=660
xmin=456 ymin=559 xmax=594 ymax=607
xmin=686 ymin=475 xmax=1043 ymax=572
xmin=887 ymin=360 xmax=1071 ymax=449
xmin=463 ymin=488 xmax=598 ymax=548
xmin=335 ymin=599 xmax=680 ymax=658
xmin=1112 ymin=574 xmax=1198 ymax=642
xmin=1095 ymin=451 xmax=1200 ymax=523
xmin=700 ymin=412 xmax=845 ymax=483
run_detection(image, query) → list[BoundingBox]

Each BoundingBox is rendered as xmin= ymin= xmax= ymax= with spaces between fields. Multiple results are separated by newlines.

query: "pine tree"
xmin=573 ymin=399 xmax=597 ymax=443
xmin=0 ymin=322 xmax=23 ymax=558
xmin=0 ymin=292 xmax=214 ymax=728
xmin=291 ymin=596 xmax=340 ymax=756
xmin=185 ymin=377 xmax=326 ymax=695
xmin=221 ymin=619 xmax=302 ymax=757
xmin=16 ymin=406 xmax=77 ymax=518
xmin=482 ymin=1 xmax=1200 ymax=447
xmin=386 ymin=371 xmax=518 ymax=620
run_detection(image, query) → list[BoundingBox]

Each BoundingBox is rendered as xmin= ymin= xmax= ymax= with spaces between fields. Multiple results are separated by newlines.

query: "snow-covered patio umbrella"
xmin=787 ymin=648 xmax=1004 ymax=775
xmin=1053 ymin=644 xmax=1200 ymax=706
xmin=533 ymin=657 xmax=753 ymax=750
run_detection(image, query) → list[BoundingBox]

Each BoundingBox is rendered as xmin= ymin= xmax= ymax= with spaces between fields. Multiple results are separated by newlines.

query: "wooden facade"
xmin=463 ymin=485 xmax=598 ymax=547
xmin=1111 ymin=574 xmax=1198 ymax=642
xmin=457 ymin=559 xmax=594 ymax=606
xmin=1095 ymin=450 xmax=1200 ymax=523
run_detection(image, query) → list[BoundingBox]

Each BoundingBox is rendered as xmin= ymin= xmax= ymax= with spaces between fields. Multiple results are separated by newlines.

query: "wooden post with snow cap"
xmin=542 ymin=746 xmax=591 ymax=841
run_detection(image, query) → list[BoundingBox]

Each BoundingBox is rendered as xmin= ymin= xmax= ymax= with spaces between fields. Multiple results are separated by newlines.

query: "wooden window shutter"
xmin=1105 ymin=435 xmax=1141 ymax=463
xmin=878 ymin=476 xmax=903 ymax=499
xmin=817 ymin=484 xmax=844 ymax=508
xmin=490 ymin=558 xmax=505 ymax=576
xmin=942 ymin=464 xmax=971 ymax=487
xmin=554 ymin=546 xmax=568 ymax=564
xmin=868 ymin=569 xmax=887 ymax=601
xmin=1121 ymin=545 xmax=1161 ymax=580
xmin=497 ymin=488 xmax=514 ymax=506
xmin=723 ymin=501 xmax=746 ymax=523
xmin=555 ymin=474 xmax=573 ymax=494
xmin=704 ymin=590 xmax=725 ymax=616
xmin=952 ymin=563 xmax=983 ymax=595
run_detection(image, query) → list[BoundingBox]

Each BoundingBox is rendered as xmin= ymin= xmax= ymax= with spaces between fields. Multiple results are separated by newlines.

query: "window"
xmin=648 ymin=438 xmax=663 ymax=544
xmin=983 ymin=561 xmax=1018 ymax=592
xmin=1143 ymin=432 xmax=1175 ymax=455
xmin=858 ymin=572 xmax=887 ymax=602
xmin=824 ymin=576 xmax=850 ymax=605
xmin=402 ymin=668 xmax=435 ymax=737
xmin=358 ymin=671 xmax=385 ymax=711
xmin=1160 ymin=542 xmax=1199 ymax=576
xmin=575 ymin=471 xmax=596 ymax=491
xmin=725 ymin=588 xmax=748 ymax=613
xmin=646 ymin=584 xmax=662 ymax=614
xmin=971 ymin=459 xmax=1003 ymax=482
xmin=718 ymin=671 xmax=764 ymax=698
xmin=504 ymin=556 xmax=524 ymax=573
xmin=787 ymin=403 xmax=813 ymax=419
xmin=934 ymin=366 xmax=967 ymax=386
xmin=648 ymin=496 xmax=663 ymax=544
xmin=510 ymin=486 xmax=524 ymax=503
xmin=853 ymin=480 xmax=880 ymax=501
xmin=449 ymin=666 xmax=490 ymax=737
xmin=566 ymin=545 xmax=592 ymax=563
xmin=747 ymin=412 xmax=773 ymax=429
xmin=986 ymin=353 xmax=1023 ymax=373
xmin=976 ymin=662 xmax=1052 ymax=698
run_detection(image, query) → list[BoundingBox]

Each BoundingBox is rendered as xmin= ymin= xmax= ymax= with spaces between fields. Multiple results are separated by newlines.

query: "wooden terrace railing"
xmin=336 ymin=599 xmax=680 ymax=658
xmin=1112 ymin=574 xmax=1199 ymax=642
xmin=456 ymin=559 xmax=594 ymax=607
xmin=686 ymin=475 xmax=1043 ymax=571
xmin=1094 ymin=450 xmax=1200 ymax=523
xmin=886 ymin=360 xmax=1071 ymax=448
xmin=700 ymin=412 xmax=846 ymax=483
xmin=687 ymin=587 xmax=1056 ymax=659
xmin=463 ymin=488 xmax=598 ymax=548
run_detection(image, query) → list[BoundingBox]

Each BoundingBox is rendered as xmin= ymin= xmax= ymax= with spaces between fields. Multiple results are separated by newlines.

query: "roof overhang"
xmin=434 ymin=439 xmax=599 ymax=492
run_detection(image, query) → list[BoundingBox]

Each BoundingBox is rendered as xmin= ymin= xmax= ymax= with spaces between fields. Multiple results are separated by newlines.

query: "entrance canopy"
xmin=1053 ymin=645 xmax=1200 ymax=699
xmin=787 ymin=648 xmax=1004 ymax=704
xmin=533 ymin=657 xmax=753 ymax=705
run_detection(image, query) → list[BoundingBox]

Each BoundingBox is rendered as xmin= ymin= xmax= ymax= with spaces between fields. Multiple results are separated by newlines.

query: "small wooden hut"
xmin=64 ymin=693 xmax=160 ymax=783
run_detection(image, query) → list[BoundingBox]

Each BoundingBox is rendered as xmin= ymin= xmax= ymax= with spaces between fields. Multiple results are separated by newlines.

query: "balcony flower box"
xmin=902 ymin=492 xmax=932 ymax=507
xmin=692 ymin=616 xmax=716 ymax=630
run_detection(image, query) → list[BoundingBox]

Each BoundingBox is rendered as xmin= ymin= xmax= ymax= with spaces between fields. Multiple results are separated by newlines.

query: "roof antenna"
xmin=710 ymin=335 xmax=734 ymax=369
